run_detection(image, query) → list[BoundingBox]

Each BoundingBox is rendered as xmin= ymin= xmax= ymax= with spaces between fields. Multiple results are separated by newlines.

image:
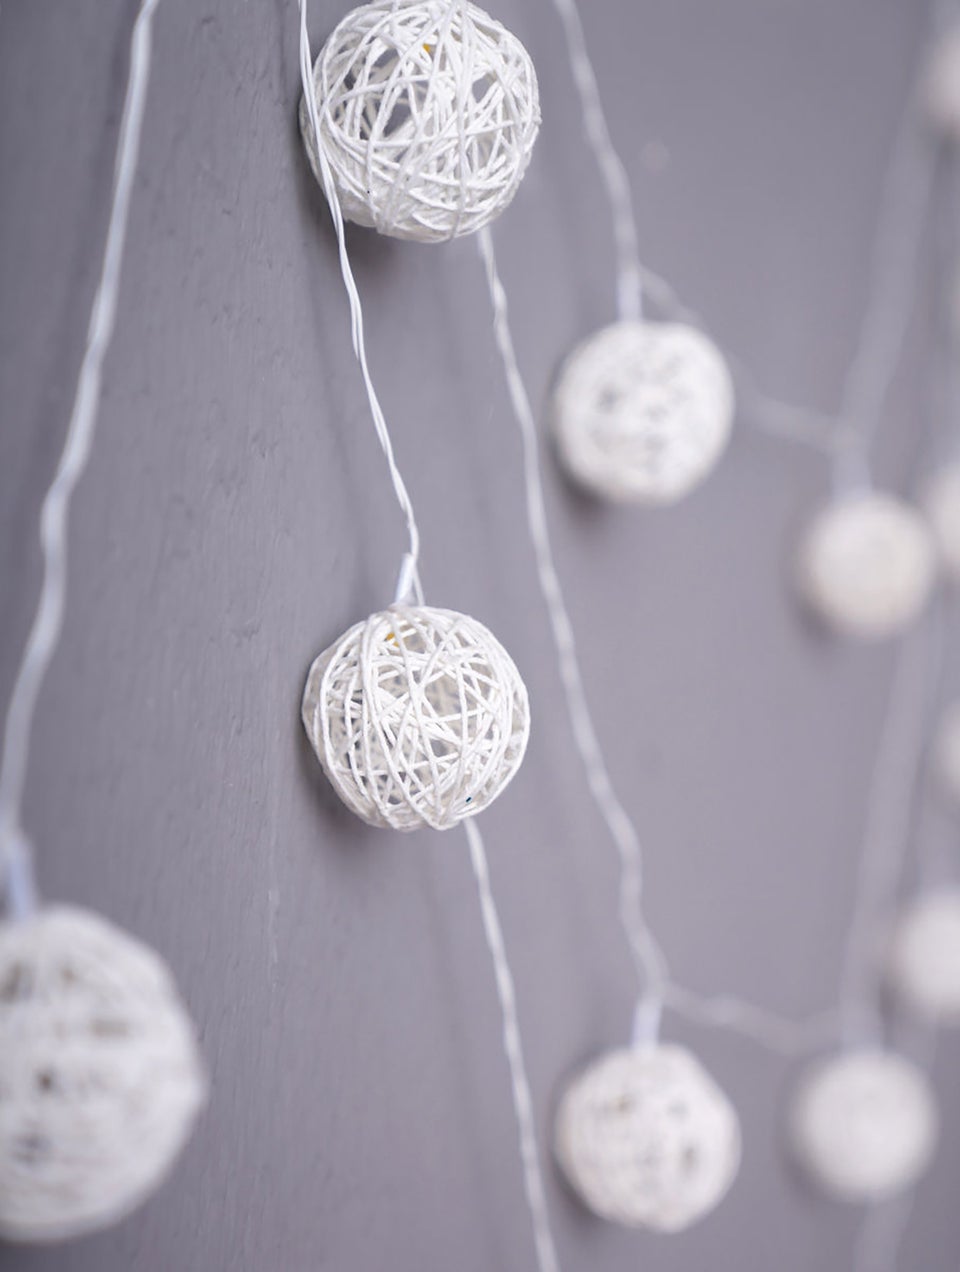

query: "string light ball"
xmin=299 ymin=0 xmax=540 ymax=243
xmin=789 ymin=1050 xmax=937 ymax=1202
xmin=923 ymin=26 xmax=960 ymax=139
xmin=923 ymin=463 xmax=960 ymax=581
xmin=302 ymin=604 xmax=530 ymax=831
xmin=796 ymin=493 xmax=936 ymax=640
xmin=888 ymin=890 xmax=960 ymax=1024
xmin=552 ymin=322 xmax=735 ymax=505
xmin=0 ymin=906 xmax=206 ymax=1243
xmin=554 ymin=1045 xmax=741 ymax=1232
xmin=936 ymin=702 xmax=960 ymax=805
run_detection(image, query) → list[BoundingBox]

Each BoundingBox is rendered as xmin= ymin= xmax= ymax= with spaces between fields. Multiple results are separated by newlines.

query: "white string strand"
xmin=298 ymin=0 xmax=423 ymax=597
xmin=478 ymin=225 xmax=841 ymax=1056
xmin=465 ymin=821 xmax=561 ymax=1272
xmin=0 ymin=0 xmax=161 ymax=917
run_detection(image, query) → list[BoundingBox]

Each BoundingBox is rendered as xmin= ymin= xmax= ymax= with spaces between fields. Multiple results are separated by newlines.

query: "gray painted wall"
xmin=1 ymin=0 xmax=958 ymax=1269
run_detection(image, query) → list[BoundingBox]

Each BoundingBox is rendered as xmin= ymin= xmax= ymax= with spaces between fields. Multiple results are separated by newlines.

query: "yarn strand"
xmin=465 ymin=820 xmax=561 ymax=1272
xmin=0 ymin=0 xmax=160 ymax=914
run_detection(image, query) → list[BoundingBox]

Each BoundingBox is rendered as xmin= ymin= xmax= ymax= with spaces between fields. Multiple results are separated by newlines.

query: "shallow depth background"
xmin=1 ymin=0 xmax=959 ymax=1268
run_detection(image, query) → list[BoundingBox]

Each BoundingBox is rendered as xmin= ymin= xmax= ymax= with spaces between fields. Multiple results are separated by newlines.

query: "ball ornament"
xmin=302 ymin=605 xmax=530 ymax=831
xmin=923 ymin=26 xmax=960 ymax=139
xmin=552 ymin=322 xmax=734 ymax=505
xmin=923 ymin=463 xmax=960 ymax=582
xmin=554 ymin=1045 xmax=741 ymax=1232
xmin=299 ymin=0 xmax=540 ymax=242
xmin=888 ymin=890 xmax=960 ymax=1023
xmin=0 ymin=906 xmax=206 ymax=1243
xmin=789 ymin=1050 xmax=937 ymax=1202
xmin=796 ymin=493 xmax=936 ymax=639
xmin=936 ymin=702 xmax=960 ymax=805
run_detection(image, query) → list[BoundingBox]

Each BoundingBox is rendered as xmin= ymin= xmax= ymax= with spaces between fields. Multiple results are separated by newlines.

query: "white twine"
xmin=0 ymin=0 xmax=160 ymax=917
xmin=466 ymin=821 xmax=561 ymax=1272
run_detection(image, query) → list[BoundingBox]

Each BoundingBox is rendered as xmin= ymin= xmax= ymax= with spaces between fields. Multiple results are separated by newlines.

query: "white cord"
xmin=0 ymin=0 xmax=161 ymax=916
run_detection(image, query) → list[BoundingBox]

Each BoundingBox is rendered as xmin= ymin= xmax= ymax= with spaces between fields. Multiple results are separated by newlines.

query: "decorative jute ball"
xmin=299 ymin=0 xmax=540 ymax=243
xmin=923 ymin=26 xmax=960 ymax=139
xmin=923 ymin=463 xmax=960 ymax=582
xmin=795 ymin=493 xmax=937 ymax=640
xmin=888 ymin=890 xmax=960 ymax=1024
xmin=935 ymin=701 xmax=960 ymax=805
xmin=0 ymin=906 xmax=206 ymax=1243
xmin=789 ymin=1050 xmax=937 ymax=1202
xmin=554 ymin=1045 xmax=741 ymax=1232
xmin=302 ymin=605 xmax=530 ymax=831
xmin=552 ymin=322 xmax=735 ymax=505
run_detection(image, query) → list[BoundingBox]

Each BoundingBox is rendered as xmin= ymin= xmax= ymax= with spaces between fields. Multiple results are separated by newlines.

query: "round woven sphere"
xmin=796 ymin=493 xmax=936 ymax=640
xmin=0 ymin=906 xmax=206 ymax=1242
xmin=299 ymin=0 xmax=540 ymax=242
xmin=923 ymin=27 xmax=960 ymax=139
xmin=936 ymin=701 xmax=960 ymax=805
xmin=552 ymin=322 xmax=735 ymax=505
xmin=888 ymin=890 xmax=960 ymax=1024
xmin=923 ymin=463 xmax=960 ymax=582
xmin=554 ymin=1045 xmax=741 ymax=1232
xmin=302 ymin=604 xmax=530 ymax=831
xmin=789 ymin=1050 xmax=937 ymax=1202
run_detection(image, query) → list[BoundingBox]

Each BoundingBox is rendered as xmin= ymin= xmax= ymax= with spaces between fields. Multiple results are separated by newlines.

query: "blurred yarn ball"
xmin=888 ymin=890 xmax=960 ymax=1023
xmin=936 ymin=702 xmax=960 ymax=805
xmin=554 ymin=1044 xmax=741 ymax=1232
xmin=300 ymin=0 xmax=540 ymax=242
xmin=923 ymin=463 xmax=960 ymax=582
xmin=789 ymin=1050 xmax=937 ymax=1202
xmin=923 ymin=26 xmax=960 ymax=139
xmin=0 ymin=906 xmax=205 ymax=1243
xmin=552 ymin=322 xmax=734 ymax=505
xmin=796 ymin=493 xmax=936 ymax=639
xmin=302 ymin=605 xmax=530 ymax=831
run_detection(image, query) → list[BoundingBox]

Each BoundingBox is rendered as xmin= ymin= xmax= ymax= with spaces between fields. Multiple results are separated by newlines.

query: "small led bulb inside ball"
xmin=552 ymin=322 xmax=734 ymax=505
xmin=923 ymin=26 xmax=960 ymax=139
xmin=300 ymin=0 xmax=540 ymax=243
xmin=789 ymin=1050 xmax=937 ymax=1202
xmin=923 ymin=463 xmax=960 ymax=582
xmin=554 ymin=1045 xmax=741 ymax=1232
xmin=888 ymin=890 xmax=960 ymax=1024
xmin=796 ymin=493 xmax=936 ymax=639
xmin=935 ymin=702 xmax=960 ymax=806
xmin=302 ymin=605 xmax=530 ymax=831
xmin=0 ymin=906 xmax=206 ymax=1243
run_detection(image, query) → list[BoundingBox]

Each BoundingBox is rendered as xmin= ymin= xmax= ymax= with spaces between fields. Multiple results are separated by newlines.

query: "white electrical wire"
xmin=0 ymin=0 xmax=161 ymax=918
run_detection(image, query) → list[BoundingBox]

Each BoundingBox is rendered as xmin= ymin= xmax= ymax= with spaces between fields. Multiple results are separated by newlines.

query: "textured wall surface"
xmin=1 ymin=1 xmax=958 ymax=1269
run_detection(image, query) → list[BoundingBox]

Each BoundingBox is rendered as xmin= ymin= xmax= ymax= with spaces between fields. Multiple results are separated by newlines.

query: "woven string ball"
xmin=796 ymin=493 xmax=936 ymax=640
xmin=300 ymin=0 xmax=540 ymax=242
xmin=936 ymin=702 xmax=960 ymax=805
xmin=0 ymin=906 xmax=205 ymax=1242
xmin=551 ymin=321 xmax=734 ymax=506
xmin=923 ymin=463 xmax=960 ymax=581
xmin=554 ymin=1045 xmax=741 ymax=1232
xmin=888 ymin=890 xmax=960 ymax=1024
xmin=923 ymin=27 xmax=960 ymax=139
xmin=789 ymin=1050 xmax=937 ymax=1202
xmin=302 ymin=604 xmax=530 ymax=831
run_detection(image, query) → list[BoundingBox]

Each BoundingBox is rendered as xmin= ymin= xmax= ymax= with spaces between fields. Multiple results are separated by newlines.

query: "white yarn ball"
xmin=888 ymin=890 xmax=960 ymax=1023
xmin=554 ymin=1045 xmax=741 ymax=1232
xmin=796 ymin=493 xmax=936 ymax=639
xmin=300 ymin=0 xmax=540 ymax=242
xmin=935 ymin=701 xmax=960 ymax=805
xmin=789 ymin=1050 xmax=937 ymax=1202
xmin=302 ymin=604 xmax=529 ymax=831
xmin=552 ymin=322 xmax=735 ymax=505
xmin=923 ymin=463 xmax=960 ymax=582
xmin=0 ymin=906 xmax=206 ymax=1243
xmin=923 ymin=27 xmax=960 ymax=139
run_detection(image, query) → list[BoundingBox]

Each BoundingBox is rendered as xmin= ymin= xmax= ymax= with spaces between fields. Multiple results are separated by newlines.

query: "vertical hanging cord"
xmin=0 ymin=0 xmax=161 ymax=917
xmin=465 ymin=820 xmax=561 ymax=1272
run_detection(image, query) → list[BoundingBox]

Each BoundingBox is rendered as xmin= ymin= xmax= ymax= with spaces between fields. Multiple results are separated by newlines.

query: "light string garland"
xmin=0 ymin=0 xmax=206 ymax=1243
xmin=297 ymin=6 xmax=560 ymax=1270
